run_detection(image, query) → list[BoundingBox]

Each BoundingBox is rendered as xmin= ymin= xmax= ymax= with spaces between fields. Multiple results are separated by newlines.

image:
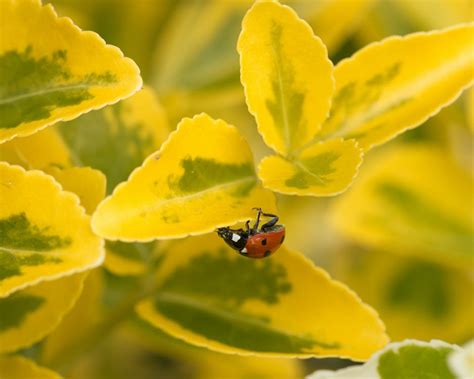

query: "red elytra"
xmin=245 ymin=225 xmax=285 ymax=258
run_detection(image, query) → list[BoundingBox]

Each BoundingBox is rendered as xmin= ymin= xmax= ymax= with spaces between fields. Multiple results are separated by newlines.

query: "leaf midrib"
xmin=142 ymin=176 xmax=256 ymax=214
xmin=0 ymin=82 xmax=113 ymax=106
xmin=0 ymin=246 xmax=64 ymax=256
xmin=270 ymin=37 xmax=291 ymax=152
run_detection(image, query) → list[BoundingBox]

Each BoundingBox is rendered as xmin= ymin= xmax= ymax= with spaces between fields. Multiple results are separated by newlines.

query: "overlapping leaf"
xmin=58 ymin=86 xmax=169 ymax=193
xmin=258 ymin=138 xmax=362 ymax=196
xmin=0 ymin=127 xmax=72 ymax=169
xmin=0 ymin=163 xmax=104 ymax=297
xmin=0 ymin=162 xmax=106 ymax=354
xmin=0 ymin=272 xmax=86 ymax=353
xmin=44 ymin=166 xmax=106 ymax=214
xmin=332 ymin=145 xmax=473 ymax=267
xmin=92 ymin=113 xmax=276 ymax=241
xmin=320 ymin=23 xmax=474 ymax=150
xmin=239 ymin=2 xmax=473 ymax=197
xmin=308 ymin=340 xmax=460 ymax=379
xmin=238 ymin=0 xmax=362 ymax=196
xmin=56 ymin=86 xmax=168 ymax=274
xmin=0 ymin=0 xmax=142 ymax=144
xmin=0 ymin=355 xmax=62 ymax=379
xmin=238 ymin=0 xmax=334 ymax=156
xmin=136 ymin=234 xmax=388 ymax=360
xmin=332 ymin=249 xmax=474 ymax=343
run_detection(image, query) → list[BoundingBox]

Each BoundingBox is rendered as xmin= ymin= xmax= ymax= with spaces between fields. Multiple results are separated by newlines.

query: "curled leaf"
xmin=0 ymin=0 xmax=142 ymax=143
xmin=258 ymin=139 xmax=363 ymax=196
xmin=238 ymin=0 xmax=334 ymax=156
xmin=92 ymin=113 xmax=276 ymax=242
xmin=136 ymin=234 xmax=388 ymax=360
xmin=0 ymin=163 xmax=104 ymax=297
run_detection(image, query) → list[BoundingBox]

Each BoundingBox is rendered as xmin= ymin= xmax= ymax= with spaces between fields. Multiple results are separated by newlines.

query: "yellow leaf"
xmin=258 ymin=139 xmax=363 ymax=196
xmin=331 ymin=144 xmax=473 ymax=268
xmin=238 ymin=0 xmax=334 ymax=156
xmin=0 ymin=272 xmax=86 ymax=353
xmin=0 ymin=163 xmax=104 ymax=297
xmin=92 ymin=113 xmax=276 ymax=241
xmin=0 ymin=0 xmax=142 ymax=144
xmin=42 ymin=269 xmax=103 ymax=365
xmin=0 ymin=127 xmax=72 ymax=170
xmin=0 ymin=355 xmax=62 ymax=379
xmin=44 ymin=166 xmax=106 ymax=214
xmin=104 ymin=241 xmax=155 ymax=276
xmin=136 ymin=234 xmax=388 ymax=360
xmin=57 ymin=86 xmax=169 ymax=193
xmin=332 ymin=249 xmax=474 ymax=343
xmin=320 ymin=23 xmax=474 ymax=151
xmin=467 ymin=87 xmax=474 ymax=132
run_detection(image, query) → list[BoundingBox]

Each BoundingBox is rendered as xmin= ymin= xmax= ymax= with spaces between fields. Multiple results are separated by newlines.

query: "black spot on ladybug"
xmin=264 ymin=250 xmax=271 ymax=257
xmin=280 ymin=235 xmax=285 ymax=243
xmin=261 ymin=238 xmax=267 ymax=246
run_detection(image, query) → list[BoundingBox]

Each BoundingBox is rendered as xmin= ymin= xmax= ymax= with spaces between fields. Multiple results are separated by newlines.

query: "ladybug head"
xmin=217 ymin=227 xmax=232 ymax=241
xmin=216 ymin=227 xmax=248 ymax=251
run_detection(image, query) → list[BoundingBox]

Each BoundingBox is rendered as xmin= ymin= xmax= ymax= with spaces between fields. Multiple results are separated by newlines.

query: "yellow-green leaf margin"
xmin=0 ymin=162 xmax=104 ymax=297
xmin=238 ymin=0 xmax=363 ymax=197
xmin=0 ymin=0 xmax=142 ymax=143
xmin=92 ymin=113 xmax=276 ymax=242
xmin=136 ymin=235 xmax=388 ymax=360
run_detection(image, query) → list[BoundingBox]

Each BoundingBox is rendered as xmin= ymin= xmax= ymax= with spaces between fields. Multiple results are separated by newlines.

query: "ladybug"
xmin=217 ymin=208 xmax=285 ymax=258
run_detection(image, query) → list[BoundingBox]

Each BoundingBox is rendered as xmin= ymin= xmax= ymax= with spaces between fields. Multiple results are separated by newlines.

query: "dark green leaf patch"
xmin=106 ymin=241 xmax=155 ymax=263
xmin=323 ymin=62 xmax=403 ymax=138
xmin=59 ymin=102 xmax=155 ymax=193
xmin=170 ymin=157 xmax=255 ymax=197
xmin=377 ymin=345 xmax=456 ymax=379
xmin=385 ymin=261 xmax=452 ymax=320
xmin=375 ymin=182 xmax=473 ymax=255
xmin=0 ymin=249 xmax=62 ymax=281
xmin=0 ymin=294 xmax=45 ymax=331
xmin=285 ymin=152 xmax=339 ymax=188
xmin=152 ymin=249 xmax=338 ymax=353
xmin=0 ymin=46 xmax=116 ymax=129
xmin=0 ymin=213 xmax=71 ymax=252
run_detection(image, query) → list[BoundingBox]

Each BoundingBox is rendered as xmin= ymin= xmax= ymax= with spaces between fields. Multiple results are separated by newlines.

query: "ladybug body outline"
xmin=217 ymin=208 xmax=285 ymax=258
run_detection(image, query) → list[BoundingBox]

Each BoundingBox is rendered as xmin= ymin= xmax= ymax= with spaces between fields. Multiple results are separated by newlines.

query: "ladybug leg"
xmin=261 ymin=212 xmax=279 ymax=231
xmin=245 ymin=220 xmax=251 ymax=234
xmin=252 ymin=208 xmax=263 ymax=232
